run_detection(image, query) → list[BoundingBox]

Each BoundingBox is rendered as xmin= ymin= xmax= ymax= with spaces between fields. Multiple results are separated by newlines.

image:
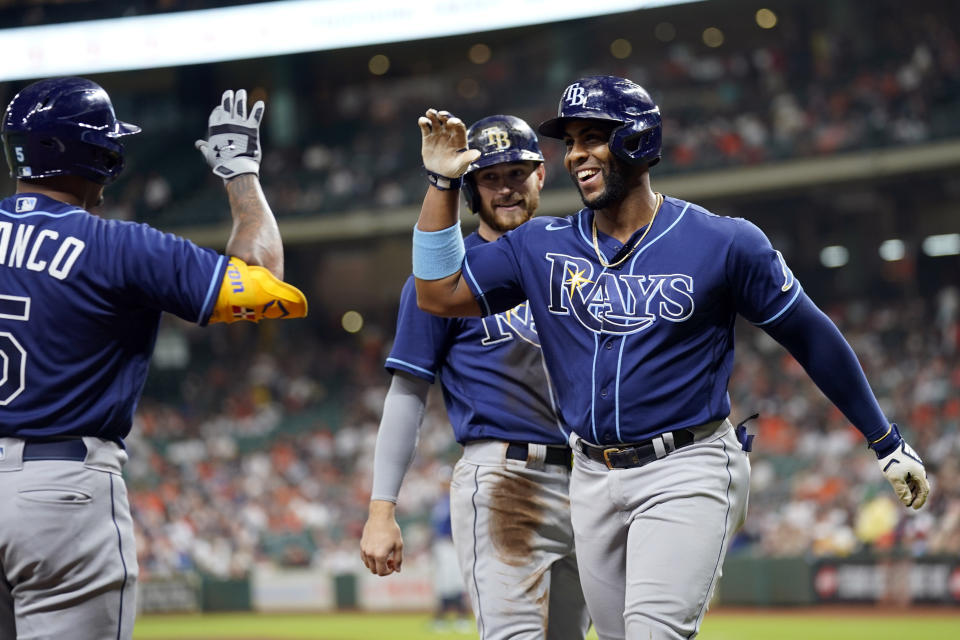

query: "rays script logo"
xmin=480 ymin=301 xmax=539 ymax=347
xmin=545 ymin=253 xmax=695 ymax=334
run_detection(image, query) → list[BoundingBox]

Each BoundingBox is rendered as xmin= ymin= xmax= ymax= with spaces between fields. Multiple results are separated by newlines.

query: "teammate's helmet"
xmin=2 ymin=77 xmax=140 ymax=185
xmin=462 ymin=114 xmax=544 ymax=213
xmin=538 ymin=75 xmax=661 ymax=167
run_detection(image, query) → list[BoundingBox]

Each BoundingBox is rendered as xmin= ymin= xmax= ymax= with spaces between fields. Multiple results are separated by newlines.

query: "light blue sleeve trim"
xmin=198 ymin=254 xmax=226 ymax=324
xmin=754 ymin=285 xmax=803 ymax=326
xmin=412 ymin=222 xmax=465 ymax=280
xmin=461 ymin=257 xmax=491 ymax=316
xmin=385 ymin=357 xmax=436 ymax=382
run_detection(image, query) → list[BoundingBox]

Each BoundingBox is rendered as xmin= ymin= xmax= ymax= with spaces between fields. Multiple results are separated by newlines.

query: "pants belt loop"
xmin=651 ymin=435 xmax=667 ymax=459
xmin=661 ymin=431 xmax=676 ymax=454
xmin=525 ymin=443 xmax=547 ymax=471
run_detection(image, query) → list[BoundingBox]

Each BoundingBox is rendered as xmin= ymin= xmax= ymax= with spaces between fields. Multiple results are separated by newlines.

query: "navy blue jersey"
xmin=0 ymin=193 xmax=227 ymax=442
xmin=461 ymin=196 xmax=802 ymax=445
xmin=387 ymin=232 xmax=567 ymax=445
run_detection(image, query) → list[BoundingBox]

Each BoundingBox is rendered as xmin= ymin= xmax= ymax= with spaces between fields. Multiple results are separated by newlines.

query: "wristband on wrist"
xmin=412 ymin=222 xmax=465 ymax=280
xmin=424 ymin=168 xmax=462 ymax=190
xmin=869 ymin=423 xmax=903 ymax=459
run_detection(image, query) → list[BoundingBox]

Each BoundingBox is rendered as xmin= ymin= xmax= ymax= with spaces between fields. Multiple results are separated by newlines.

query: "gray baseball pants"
xmin=0 ymin=437 xmax=137 ymax=640
xmin=450 ymin=440 xmax=591 ymax=640
xmin=569 ymin=420 xmax=750 ymax=639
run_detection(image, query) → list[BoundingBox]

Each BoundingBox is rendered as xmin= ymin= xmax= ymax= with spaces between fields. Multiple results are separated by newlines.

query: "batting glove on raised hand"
xmin=872 ymin=424 xmax=930 ymax=510
xmin=418 ymin=108 xmax=481 ymax=185
xmin=196 ymin=89 xmax=264 ymax=179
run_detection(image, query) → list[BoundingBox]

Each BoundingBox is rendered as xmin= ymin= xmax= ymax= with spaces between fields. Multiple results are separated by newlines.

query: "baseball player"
xmin=409 ymin=76 xmax=930 ymax=639
xmin=360 ymin=115 xmax=590 ymax=639
xmin=0 ymin=77 xmax=306 ymax=639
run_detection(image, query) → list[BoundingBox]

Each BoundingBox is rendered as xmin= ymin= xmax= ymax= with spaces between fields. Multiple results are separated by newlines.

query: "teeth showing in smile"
xmin=577 ymin=169 xmax=599 ymax=182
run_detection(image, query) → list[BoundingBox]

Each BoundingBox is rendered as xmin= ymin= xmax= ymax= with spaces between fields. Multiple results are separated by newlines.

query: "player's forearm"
xmin=370 ymin=373 xmax=429 ymax=502
xmin=416 ymin=184 xmax=460 ymax=231
xmin=412 ymin=186 xmax=482 ymax=316
xmin=764 ymin=294 xmax=889 ymax=442
xmin=224 ymin=175 xmax=284 ymax=279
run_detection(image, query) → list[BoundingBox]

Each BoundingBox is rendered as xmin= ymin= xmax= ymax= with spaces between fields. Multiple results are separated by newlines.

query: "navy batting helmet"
xmin=538 ymin=75 xmax=661 ymax=167
xmin=463 ymin=114 xmax=544 ymax=213
xmin=2 ymin=77 xmax=140 ymax=185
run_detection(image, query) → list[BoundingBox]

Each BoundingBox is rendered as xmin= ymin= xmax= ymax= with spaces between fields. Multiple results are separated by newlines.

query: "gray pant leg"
xmin=571 ymin=425 xmax=750 ymax=640
xmin=451 ymin=443 xmax=588 ymax=640
xmin=0 ymin=439 xmax=138 ymax=640
xmin=546 ymin=551 xmax=591 ymax=640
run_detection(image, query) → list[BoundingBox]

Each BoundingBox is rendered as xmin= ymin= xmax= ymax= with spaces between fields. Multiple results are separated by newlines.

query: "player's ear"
xmin=535 ymin=163 xmax=546 ymax=190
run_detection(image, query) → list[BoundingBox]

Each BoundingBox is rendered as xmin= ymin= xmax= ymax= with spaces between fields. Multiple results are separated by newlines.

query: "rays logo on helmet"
xmin=564 ymin=83 xmax=587 ymax=108
xmin=482 ymin=127 xmax=512 ymax=151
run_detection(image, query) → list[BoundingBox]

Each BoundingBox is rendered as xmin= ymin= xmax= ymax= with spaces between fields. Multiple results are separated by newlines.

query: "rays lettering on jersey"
xmin=545 ymin=253 xmax=694 ymax=335
xmin=480 ymin=300 xmax=540 ymax=347
xmin=0 ymin=221 xmax=85 ymax=280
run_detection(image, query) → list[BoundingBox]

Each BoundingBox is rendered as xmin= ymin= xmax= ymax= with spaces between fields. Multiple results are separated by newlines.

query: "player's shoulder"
xmin=510 ymin=212 xmax=584 ymax=238
xmin=666 ymin=196 xmax=760 ymax=239
xmin=0 ymin=193 xmax=88 ymax=221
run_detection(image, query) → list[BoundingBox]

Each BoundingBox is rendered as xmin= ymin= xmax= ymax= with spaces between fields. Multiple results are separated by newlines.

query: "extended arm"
xmin=223 ymin=175 xmax=283 ymax=279
xmin=413 ymin=109 xmax=483 ymax=318
xmin=360 ymin=372 xmax=431 ymax=576
xmin=764 ymin=294 xmax=929 ymax=509
xmin=196 ymin=90 xmax=306 ymax=324
xmin=196 ymin=89 xmax=283 ymax=279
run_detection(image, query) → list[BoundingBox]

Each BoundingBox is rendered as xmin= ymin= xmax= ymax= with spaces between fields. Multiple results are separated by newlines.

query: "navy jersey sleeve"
xmin=726 ymin=218 xmax=803 ymax=326
xmin=106 ymin=221 xmax=227 ymax=325
xmin=460 ymin=226 xmax=528 ymax=317
xmin=385 ymin=276 xmax=453 ymax=383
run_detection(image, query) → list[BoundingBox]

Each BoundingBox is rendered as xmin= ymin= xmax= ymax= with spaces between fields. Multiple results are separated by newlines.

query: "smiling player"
xmin=409 ymin=76 xmax=929 ymax=639
xmin=361 ymin=115 xmax=589 ymax=640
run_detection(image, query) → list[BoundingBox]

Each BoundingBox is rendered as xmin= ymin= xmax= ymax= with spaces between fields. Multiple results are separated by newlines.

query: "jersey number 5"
xmin=0 ymin=294 xmax=29 ymax=405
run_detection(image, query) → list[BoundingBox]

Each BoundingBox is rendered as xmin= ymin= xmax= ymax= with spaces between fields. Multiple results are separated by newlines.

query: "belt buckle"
xmin=602 ymin=447 xmax=621 ymax=469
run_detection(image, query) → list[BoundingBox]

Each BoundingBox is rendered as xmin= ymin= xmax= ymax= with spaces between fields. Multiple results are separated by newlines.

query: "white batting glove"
xmin=196 ymin=89 xmax=264 ymax=179
xmin=418 ymin=108 xmax=481 ymax=181
xmin=876 ymin=434 xmax=930 ymax=510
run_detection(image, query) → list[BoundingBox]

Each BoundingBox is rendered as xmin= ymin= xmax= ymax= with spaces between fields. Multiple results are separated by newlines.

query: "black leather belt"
xmin=577 ymin=429 xmax=695 ymax=469
xmin=22 ymin=438 xmax=88 ymax=461
xmin=505 ymin=443 xmax=572 ymax=468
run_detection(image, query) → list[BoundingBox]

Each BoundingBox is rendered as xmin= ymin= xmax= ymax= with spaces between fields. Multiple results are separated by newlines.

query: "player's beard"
xmin=572 ymin=157 xmax=629 ymax=210
xmin=478 ymin=192 xmax=538 ymax=233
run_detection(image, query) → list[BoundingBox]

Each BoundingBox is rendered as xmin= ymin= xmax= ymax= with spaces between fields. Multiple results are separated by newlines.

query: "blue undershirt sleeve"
xmin=762 ymin=292 xmax=889 ymax=443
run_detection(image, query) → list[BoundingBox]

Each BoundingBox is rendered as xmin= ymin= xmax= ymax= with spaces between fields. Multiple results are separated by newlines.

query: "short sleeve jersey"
xmin=386 ymin=232 xmax=567 ymax=446
xmin=0 ymin=193 xmax=228 ymax=442
xmin=460 ymin=196 xmax=802 ymax=445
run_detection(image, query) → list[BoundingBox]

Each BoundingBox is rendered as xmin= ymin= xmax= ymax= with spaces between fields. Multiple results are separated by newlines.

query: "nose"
xmin=565 ymin=139 xmax=588 ymax=168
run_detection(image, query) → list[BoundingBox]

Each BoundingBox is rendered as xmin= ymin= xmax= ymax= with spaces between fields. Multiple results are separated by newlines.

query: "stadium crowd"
xmin=127 ymin=286 xmax=960 ymax=579
xmin=6 ymin=0 xmax=952 ymax=226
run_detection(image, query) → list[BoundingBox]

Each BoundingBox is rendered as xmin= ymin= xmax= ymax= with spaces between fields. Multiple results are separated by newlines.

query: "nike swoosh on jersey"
xmin=545 ymin=222 xmax=571 ymax=230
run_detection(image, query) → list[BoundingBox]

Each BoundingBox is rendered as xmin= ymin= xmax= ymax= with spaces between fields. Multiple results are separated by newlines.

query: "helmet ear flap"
xmin=462 ymin=174 xmax=480 ymax=214
xmin=609 ymin=120 xmax=662 ymax=166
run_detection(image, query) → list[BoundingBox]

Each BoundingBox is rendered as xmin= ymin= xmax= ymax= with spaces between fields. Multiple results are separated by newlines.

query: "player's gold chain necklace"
xmin=591 ymin=192 xmax=664 ymax=269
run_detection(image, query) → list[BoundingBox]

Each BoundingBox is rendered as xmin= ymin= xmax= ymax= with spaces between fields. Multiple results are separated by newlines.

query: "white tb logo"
xmin=565 ymin=83 xmax=586 ymax=107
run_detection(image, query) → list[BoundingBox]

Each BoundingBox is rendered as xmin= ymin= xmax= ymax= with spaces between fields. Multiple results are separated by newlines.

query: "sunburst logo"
xmin=564 ymin=265 xmax=593 ymax=299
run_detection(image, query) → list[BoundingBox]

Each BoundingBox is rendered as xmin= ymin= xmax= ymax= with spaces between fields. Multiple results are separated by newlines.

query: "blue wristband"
xmin=413 ymin=222 xmax=465 ymax=280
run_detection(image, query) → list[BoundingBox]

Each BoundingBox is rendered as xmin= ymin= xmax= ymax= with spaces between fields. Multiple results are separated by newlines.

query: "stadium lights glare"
xmin=922 ymin=233 xmax=960 ymax=257
xmin=820 ymin=245 xmax=849 ymax=268
xmin=878 ymin=239 xmax=905 ymax=262
xmin=0 ymin=0 xmax=704 ymax=82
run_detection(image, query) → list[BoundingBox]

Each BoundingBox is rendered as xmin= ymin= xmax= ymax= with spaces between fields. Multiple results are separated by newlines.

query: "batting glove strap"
xmin=424 ymin=167 xmax=462 ymax=191
xmin=868 ymin=423 xmax=902 ymax=459
xmin=877 ymin=437 xmax=930 ymax=510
